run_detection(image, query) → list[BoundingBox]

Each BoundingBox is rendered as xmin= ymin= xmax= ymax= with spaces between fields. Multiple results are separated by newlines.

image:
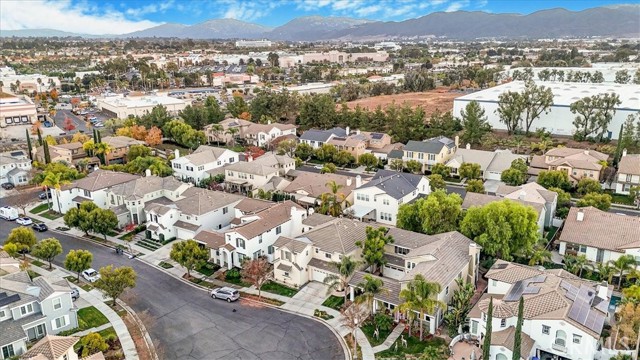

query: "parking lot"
xmin=52 ymin=109 xmax=111 ymax=135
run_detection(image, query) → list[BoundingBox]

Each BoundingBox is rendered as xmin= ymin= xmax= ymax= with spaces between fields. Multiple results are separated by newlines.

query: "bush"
xmin=225 ymin=267 xmax=241 ymax=280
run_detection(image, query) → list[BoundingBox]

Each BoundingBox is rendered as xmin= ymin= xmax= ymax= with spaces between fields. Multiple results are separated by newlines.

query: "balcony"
xmin=552 ymin=342 xmax=567 ymax=353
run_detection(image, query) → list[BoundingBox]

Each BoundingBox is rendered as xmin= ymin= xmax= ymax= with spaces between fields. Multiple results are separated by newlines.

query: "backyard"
xmin=375 ymin=333 xmax=448 ymax=359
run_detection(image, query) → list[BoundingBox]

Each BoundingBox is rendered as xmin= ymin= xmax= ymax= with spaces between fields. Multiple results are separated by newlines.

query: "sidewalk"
xmin=372 ymin=323 xmax=405 ymax=353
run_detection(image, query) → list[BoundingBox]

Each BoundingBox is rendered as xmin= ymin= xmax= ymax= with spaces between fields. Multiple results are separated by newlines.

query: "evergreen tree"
xmin=460 ymin=101 xmax=491 ymax=145
xmin=25 ymin=129 xmax=33 ymax=161
xmin=37 ymin=128 xmax=43 ymax=146
xmin=43 ymin=140 xmax=51 ymax=164
xmin=613 ymin=123 xmax=625 ymax=166
xmin=618 ymin=114 xmax=636 ymax=151
xmin=482 ymin=297 xmax=493 ymax=360
xmin=513 ymin=297 xmax=524 ymax=360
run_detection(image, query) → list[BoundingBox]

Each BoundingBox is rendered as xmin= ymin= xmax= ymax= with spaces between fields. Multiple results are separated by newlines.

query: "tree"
xmin=564 ymin=254 xmax=589 ymax=277
xmin=428 ymin=174 xmax=446 ymax=191
xmin=527 ymin=244 xmax=552 ymax=266
xmin=64 ymin=201 xmax=98 ymax=235
xmin=512 ymin=297 xmax=524 ymax=360
xmin=226 ymin=95 xmax=249 ymax=118
xmin=610 ymin=255 xmax=637 ymax=290
xmin=333 ymin=150 xmax=355 ymax=167
xmin=43 ymin=140 xmax=51 ymax=164
xmin=430 ymin=163 xmax=450 ymax=178
xmin=63 ymin=117 xmax=76 ymax=132
xmin=619 ymin=114 xmax=637 ymax=154
xmin=520 ymin=81 xmax=554 ymax=135
xmin=630 ymin=185 xmax=640 ymax=209
xmin=145 ymin=126 xmax=163 ymax=146
xmin=319 ymin=180 xmax=350 ymax=217
xmin=32 ymin=238 xmax=62 ymax=269
xmin=64 ymin=249 xmax=93 ymax=281
xmin=482 ymin=297 xmax=493 ymax=360
xmin=496 ymin=91 xmax=524 ymax=134
xmin=340 ymin=302 xmax=368 ymax=360
xmin=324 ymin=255 xmax=360 ymax=305
xmin=127 ymin=144 xmax=151 ymax=162
xmin=355 ymin=274 xmax=386 ymax=316
xmin=71 ymin=132 xmax=91 ymax=144
xmin=5 ymin=227 xmax=37 ymax=258
xmin=537 ymin=170 xmax=571 ymax=191
xmin=241 ymin=257 xmax=271 ymax=299
xmin=403 ymin=70 xmax=435 ymax=92
xmin=90 ymin=209 xmax=119 ymax=240
xmin=314 ymin=144 xmax=338 ymax=162
xmin=389 ymin=159 xmax=404 ymax=172
xmin=465 ymin=179 xmax=485 ymax=193
xmin=321 ymin=163 xmax=337 ymax=174
xmin=276 ymin=139 xmax=297 ymax=157
xmin=78 ymin=332 xmax=109 ymax=358
xmin=25 ymin=129 xmax=33 ymax=161
xmin=355 ymin=227 xmax=394 ymax=274
xmin=294 ymin=143 xmax=314 ymax=161
xmin=443 ymin=278 xmax=474 ymax=336
xmin=501 ymin=159 xmax=528 ymax=186
xmin=94 ymin=265 xmax=136 ymax=306
xmin=615 ymin=70 xmax=631 ymax=84
xmin=577 ymin=177 xmax=602 ymax=196
xmin=460 ymin=100 xmax=491 ymax=145
xmin=399 ymin=274 xmax=445 ymax=341
xmin=358 ymin=153 xmax=378 ymax=170
xmin=459 ymin=162 xmax=481 ymax=180
xmin=298 ymin=94 xmax=337 ymax=129
xmin=576 ymin=193 xmax=612 ymax=211
xmin=405 ymin=160 xmax=422 ymax=174
xmin=571 ymin=94 xmax=622 ymax=141
xmin=461 ymin=200 xmax=539 ymax=260
xmin=397 ymin=190 xmax=462 ymax=235
xmin=170 ymin=240 xmax=209 ymax=277
xmin=611 ymin=303 xmax=640 ymax=353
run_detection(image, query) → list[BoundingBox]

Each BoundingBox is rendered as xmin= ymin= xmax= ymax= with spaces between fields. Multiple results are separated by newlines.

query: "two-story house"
xmin=0 ymin=151 xmax=31 ymax=187
xmin=171 ymin=145 xmax=239 ymax=184
xmin=244 ymin=122 xmax=297 ymax=148
xmin=204 ymin=118 xmax=252 ymax=145
xmin=495 ymin=182 xmax=558 ymax=228
xmin=284 ymin=172 xmax=362 ymax=207
xmin=403 ymin=136 xmax=458 ymax=172
xmin=224 ymin=153 xmax=295 ymax=195
xmin=445 ymin=145 xmax=527 ymax=180
xmin=346 ymin=170 xmax=430 ymax=226
xmin=0 ymin=271 xmax=78 ymax=360
xmin=615 ymin=150 xmax=640 ymax=195
xmin=34 ymin=142 xmax=97 ymax=170
xmin=100 ymin=136 xmax=146 ymax=164
xmin=529 ymin=147 xmax=608 ymax=184
xmin=299 ymin=127 xmax=347 ymax=149
xmin=468 ymin=260 xmax=617 ymax=360
xmin=558 ymin=206 xmax=640 ymax=268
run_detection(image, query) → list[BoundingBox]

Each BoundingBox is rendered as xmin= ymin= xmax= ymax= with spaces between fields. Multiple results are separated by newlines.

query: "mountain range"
xmin=2 ymin=6 xmax=639 ymax=41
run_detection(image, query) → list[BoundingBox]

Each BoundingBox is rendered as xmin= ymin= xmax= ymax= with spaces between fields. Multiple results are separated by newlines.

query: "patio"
xmin=449 ymin=341 xmax=481 ymax=360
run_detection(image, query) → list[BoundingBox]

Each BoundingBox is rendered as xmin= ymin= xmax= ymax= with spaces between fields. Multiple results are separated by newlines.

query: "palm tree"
xmin=319 ymin=180 xmax=350 ymax=217
xmin=355 ymin=274 xmax=387 ymax=317
xmin=225 ymin=127 xmax=240 ymax=147
xmin=609 ymin=255 xmax=637 ymax=290
xmin=528 ymin=246 xmax=552 ymax=266
xmin=324 ymin=255 xmax=360 ymax=305
xmin=94 ymin=142 xmax=113 ymax=165
xmin=399 ymin=274 xmax=446 ymax=341
xmin=594 ymin=262 xmax=615 ymax=284
xmin=41 ymin=172 xmax=70 ymax=214
xmin=209 ymin=124 xmax=223 ymax=145
xmin=565 ymin=254 xmax=588 ymax=278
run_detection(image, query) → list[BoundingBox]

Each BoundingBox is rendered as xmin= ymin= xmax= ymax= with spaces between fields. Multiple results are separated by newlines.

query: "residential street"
xmin=0 ymin=221 xmax=345 ymax=360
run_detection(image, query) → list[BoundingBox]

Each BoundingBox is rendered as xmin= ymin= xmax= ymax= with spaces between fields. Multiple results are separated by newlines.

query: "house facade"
xmin=529 ymin=147 xmax=608 ymax=184
xmin=299 ymin=127 xmax=347 ymax=149
xmin=403 ymin=136 xmax=458 ymax=172
xmin=0 ymin=151 xmax=31 ymax=186
xmin=224 ymin=153 xmax=295 ymax=195
xmin=346 ymin=170 xmax=430 ymax=226
xmin=445 ymin=146 xmax=527 ymax=181
xmin=495 ymin=182 xmax=558 ymax=228
xmin=244 ymin=122 xmax=297 ymax=148
xmin=615 ymin=151 xmax=640 ymax=195
xmin=100 ymin=136 xmax=146 ymax=164
xmin=171 ymin=145 xmax=239 ymax=184
xmin=283 ymin=172 xmax=361 ymax=207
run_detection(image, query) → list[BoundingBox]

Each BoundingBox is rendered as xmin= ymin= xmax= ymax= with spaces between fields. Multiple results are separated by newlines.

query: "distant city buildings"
xmin=235 ymin=40 xmax=272 ymax=48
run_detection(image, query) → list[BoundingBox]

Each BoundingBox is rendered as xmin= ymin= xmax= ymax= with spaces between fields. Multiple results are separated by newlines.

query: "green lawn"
xmin=322 ymin=295 xmax=345 ymax=311
xmin=261 ymin=281 xmax=298 ymax=297
xmin=362 ymin=322 xmax=392 ymax=347
xmin=607 ymin=192 xmax=635 ymax=206
xmin=31 ymin=259 xmax=46 ymax=268
xmin=195 ymin=262 xmax=220 ymax=277
xmin=97 ymin=326 xmax=117 ymax=340
xmin=376 ymin=334 xmax=448 ymax=359
xmin=77 ymin=306 xmax=109 ymax=330
xmin=64 ymin=276 xmax=93 ymax=292
xmin=29 ymin=203 xmax=50 ymax=214
xmin=39 ymin=210 xmax=63 ymax=220
xmin=158 ymin=261 xmax=174 ymax=269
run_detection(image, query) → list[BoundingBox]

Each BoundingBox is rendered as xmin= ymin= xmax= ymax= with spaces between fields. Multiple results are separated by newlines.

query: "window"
xmin=380 ymin=212 xmax=392 ymax=222
xmin=276 ymin=225 xmax=282 ymax=235
xmin=579 ymin=245 xmax=587 ymax=253
xmin=198 ymin=166 xmax=204 ymax=171
xmin=268 ymin=246 xmax=274 ymax=255
xmin=482 ymin=312 xmax=486 ymax=321
xmin=284 ymin=272 xmax=290 ymax=277
xmin=173 ymin=163 xmax=181 ymax=169
xmin=83 ymin=189 xmax=91 ymax=197
xmin=53 ymin=315 xmax=67 ymax=329
xmin=0 ymin=309 xmax=5 ymax=318
xmin=445 ymin=286 xmax=449 ymax=295
xmin=417 ymin=153 xmax=424 ymax=160
xmin=407 ymin=151 xmax=414 ymax=158
xmin=253 ymin=250 xmax=261 ymax=259
xmin=555 ymin=330 xmax=567 ymax=347
xmin=542 ymin=325 xmax=550 ymax=334
xmin=325 ymin=252 xmax=332 ymax=259
xmin=2 ymin=344 xmax=15 ymax=358
xmin=186 ymin=166 xmax=193 ymax=171
xmin=237 ymin=253 xmax=245 ymax=263
xmin=382 ymin=198 xmax=389 ymax=205
xmin=626 ymin=174 xmax=632 ymax=182
xmin=21 ymin=303 xmax=34 ymax=315
xmin=471 ymin=320 xmax=478 ymax=334
xmin=428 ymin=154 xmax=435 ymax=161
xmin=500 ymin=318 xmax=506 ymax=328
xmin=53 ymin=297 xmax=62 ymax=310
xmin=573 ymin=334 xmax=581 ymax=344
xmin=236 ymin=238 xmax=245 ymax=249
xmin=217 ymin=160 xmax=222 ymax=166
xmin=223 ymin=207 xmax=228 ymax=214
xmin=258 ymin=234 xmax=263 ymax=244
xmin=394 ymin=246 xmax=409 ymax=255
xmin=492 ymin=280 xmax=497 ymax=286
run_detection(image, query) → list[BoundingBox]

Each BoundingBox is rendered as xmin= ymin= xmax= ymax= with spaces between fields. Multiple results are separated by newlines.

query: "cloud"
xmin=445 ymin=0 xmax=469 ymax=12
xmin=125 ymin=1 xmax=174 ymax=18
xmin=0 ymin=0 xmax=160 ymax=35
xmin=219 ymin=1 xmax=280 ymax=21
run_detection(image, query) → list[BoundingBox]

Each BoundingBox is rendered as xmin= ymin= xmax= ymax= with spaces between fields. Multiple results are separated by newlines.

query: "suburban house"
xmin=33 ymin=142 xmax=98 ymax=169
xmin=558 ymin=206 xmax=640 ymax=268
xmin=403 ymin=136 xmax=458 ymax=172
xmin=299 ymin=127 xmax=347 ymax=149
xmin=462 ymin=192 xmax=546 ymax=234
xmin=204 ymin=118 xmax=253 ymax=145
xmin=327 ymin=130 xmax=393 ymax=161
xmin=243 ymin=122 xmax=297 ymax=148
xmin=0 ymin=150 xmax=31 ymax=186
xmin=195 ymin=200 xmax=307 ymax=269
xmin=445 ymin=146 xmax=527 ymax=180
xmin=271 ymin=218 xmax=481 ymax=335
xmin=20 ymin=334 xmax=105 ymax=360
xmin=283 ymin=171 xmax=362 ymax=207
xmin=144 ymin=187 xmax=245 ymax=241
xmin=224 ymin=153 xmax=295 ymax=195
xmin=171 ymin=145 xmax=239 ymax=184
xmin=0 ymin=271 xmax=78 ymax=360
xmin=529 ymin=147 xmax=608 ymax=184
xmin=615 ymin=150 xmax=640 ymax=195
xmin=53 ymin=169 xmax=141 ymax=214
xmin=346 ymin=170 xmax=430 ymax=226
xmin=100 ymin=136 xmax=146 ymax=164
xmin=495 ymin=182 xmax=558 ymax=228
xmin=468 ymin=260 xmax=616 ymax=360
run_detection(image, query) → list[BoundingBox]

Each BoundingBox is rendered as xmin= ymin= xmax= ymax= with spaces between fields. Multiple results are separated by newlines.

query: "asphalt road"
xmin=0 ymin=221 xmax=345 ymax=360
xmin=53 ymin=110 xmax=110 ymax=135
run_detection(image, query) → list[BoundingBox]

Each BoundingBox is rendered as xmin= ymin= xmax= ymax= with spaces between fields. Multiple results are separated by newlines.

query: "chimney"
xmin=267 ymin=119 xmax=271 ymax=125
xmin=518 ymin=191 xmax=526 ymax=200
xmin=576 ymin=209 xmax=584 ymax=222
xmin=345 ymin=126 xmax=350 ymax=135
xmin=454 ymin=135 xmax=459 ymax=147
xmin=355 ymin=175 xmax=362 ymax=188
xmin=346 ymin=177 xmax=353 ymax=187
xmin=597 ymin=281 xmax=609 ymax=300
xmin=622 ymin=148 xmax=627 ymax=157
xmin=174 ymin=149 xmax=180 ymax=159
xmin=356 ymin=129 xmax=361 ymax=135
xmin=246 ymin=154 xmax=253 ymax=162
xmin=145 ymin=169 xmax=152 ymax=177
xmin=466 ymin=143 xmax=471 ymax=150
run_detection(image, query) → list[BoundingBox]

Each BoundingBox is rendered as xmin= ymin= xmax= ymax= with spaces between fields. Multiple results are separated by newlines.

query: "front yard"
xmin=77 ymin=306 xmax=110 ymax=330
xmin=375 ymin=333 xmax=448 ymax=359
xmin=64 ymin=275 xmax=94 ymax=292
xmin=29 ymin=203 xmax=50 ymax=214
xmin=261 ymin=281 xmax=298 ymax=297
xmin=321 ymin=295 xmax=345 ymax=311
xmin=39 ymin=210 xmax=63 ymax=220
xmin=362 ymin=322 xmax=393 ymax=347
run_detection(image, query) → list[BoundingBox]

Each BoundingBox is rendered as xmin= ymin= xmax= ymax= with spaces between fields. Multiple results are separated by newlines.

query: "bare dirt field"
xmin=345 ymin=88 xmax=460 ymax=118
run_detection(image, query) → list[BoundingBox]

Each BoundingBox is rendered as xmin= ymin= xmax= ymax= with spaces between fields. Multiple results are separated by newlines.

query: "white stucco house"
xmin=224 ymin=153 xmax=295 ymax=195
xmin=299 ymin=127 xmax=347 ymax=149
xmin=445 ymin=146 xmax=527 ymax=181
xmin=0 ymin=150 xmax=32 ymax=187
xmin=346 ymin=170 xmax=430 ymax=226
xmin=171 ymin=145 xmax=239 ymax=184
xmin=615 ymin=151 xmax=640 ymax=195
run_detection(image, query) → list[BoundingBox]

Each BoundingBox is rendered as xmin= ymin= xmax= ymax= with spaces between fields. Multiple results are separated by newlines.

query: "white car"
xmin=82 ymin=268 xmax=101 ymax=282
xmin=16 ymin=217 xmax=33 ymax=226
xmin=93 ymin=122 xmax=104 ymax=128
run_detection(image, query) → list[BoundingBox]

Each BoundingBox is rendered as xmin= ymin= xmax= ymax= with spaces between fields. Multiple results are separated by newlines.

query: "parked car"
xmin=93 ymin=122 xmax=104 ymax=128
xmin=70 ymin=288 xmax=80 ymax=301
xmin=210 ymin=287 xmax=240 ymax=302
xmin=313 ymin=165 xmax=323 ymax=170
xmin=32 ymin=223 xmax=48 ymax=232
xmin=1 ymin=182 xmax=15 ymax=190
xmin=16 ymin=217 xmax=33 ymax=226
xmin=0 ymin=206 xmax=19 ymax=221
xmin=82 ymin=268 xmax=101 ymax=282
xmin=39 ymin=191 xmax=52 ymax=200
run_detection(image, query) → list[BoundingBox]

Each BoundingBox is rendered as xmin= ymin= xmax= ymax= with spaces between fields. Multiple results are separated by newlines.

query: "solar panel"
xmin=371 ymin=133 xmax=384 ymax=140
xmin=504 ymin=281 xmax=525 ymax=302
xmin=567 ymin=284 xmax=608 ymax=334
xmin=523 ymin=287 xmax=540 ymax=295
xmin=0 ymin=294 xmax=21 ymax=307
xmin=530 ymin=275 xmax=547 ymax=283
xmin=494 ymin=263 xmax=508 ymax=269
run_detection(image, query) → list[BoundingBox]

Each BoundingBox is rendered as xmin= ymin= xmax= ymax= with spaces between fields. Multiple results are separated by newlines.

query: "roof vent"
xmin=577 ymin=209 xmax=584 ymax=222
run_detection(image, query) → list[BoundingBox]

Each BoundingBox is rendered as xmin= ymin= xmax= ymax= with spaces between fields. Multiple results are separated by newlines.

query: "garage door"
xmin=312 ymin=268 xmax=328 ymax=283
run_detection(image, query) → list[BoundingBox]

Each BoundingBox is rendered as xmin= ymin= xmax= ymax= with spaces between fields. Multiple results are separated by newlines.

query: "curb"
xmin=117 ymin=298 xmax=159 ymax=360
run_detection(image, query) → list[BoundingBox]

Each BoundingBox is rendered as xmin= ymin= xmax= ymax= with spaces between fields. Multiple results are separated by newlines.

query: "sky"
xmin=0 ymin=0 xmax=630 ymax=35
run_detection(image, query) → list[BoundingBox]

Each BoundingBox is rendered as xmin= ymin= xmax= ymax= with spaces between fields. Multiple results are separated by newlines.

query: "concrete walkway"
xmin=74 ymin=323 xmax=113 ymax=337
xmin=372 ymin=323 xmax=405 ymax=353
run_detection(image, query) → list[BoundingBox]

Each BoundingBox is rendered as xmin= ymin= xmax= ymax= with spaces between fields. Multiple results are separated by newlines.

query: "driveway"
xmin=0 ymin=220 xmax=346 ymax=360
xmin=281 ymin=282 xmax=330 ymax=314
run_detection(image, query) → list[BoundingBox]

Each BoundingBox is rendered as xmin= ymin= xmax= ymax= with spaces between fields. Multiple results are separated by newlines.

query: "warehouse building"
xmin=97 ymin=94 xmax=189 ymax=118
xmin=453 ymin=81 xmax=639 ymax=140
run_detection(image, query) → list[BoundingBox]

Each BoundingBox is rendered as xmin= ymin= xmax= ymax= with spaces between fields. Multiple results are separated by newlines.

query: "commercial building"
xmin=453 ymin=81 xmax=639 ymax=140
xmin=235 ymin=40 xmax=272 ymax=48
xmin=97 ymin=95 xmax=188 ymax=118
xmin=0 ymin=92 xmax=37 ymax=128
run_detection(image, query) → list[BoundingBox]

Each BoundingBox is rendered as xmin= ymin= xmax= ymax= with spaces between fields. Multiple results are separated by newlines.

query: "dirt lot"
xmin=345 ymin=88 xmax=459 ymax=118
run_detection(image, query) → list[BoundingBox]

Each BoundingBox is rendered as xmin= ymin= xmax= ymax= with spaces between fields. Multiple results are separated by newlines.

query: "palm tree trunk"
xmin=419 ymin=310 xmax=424 ymax=341
xmin=619 ymin=270 xmax=624 ymax=290
xmin=352 ymin=330 xmax=357 ymax=360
